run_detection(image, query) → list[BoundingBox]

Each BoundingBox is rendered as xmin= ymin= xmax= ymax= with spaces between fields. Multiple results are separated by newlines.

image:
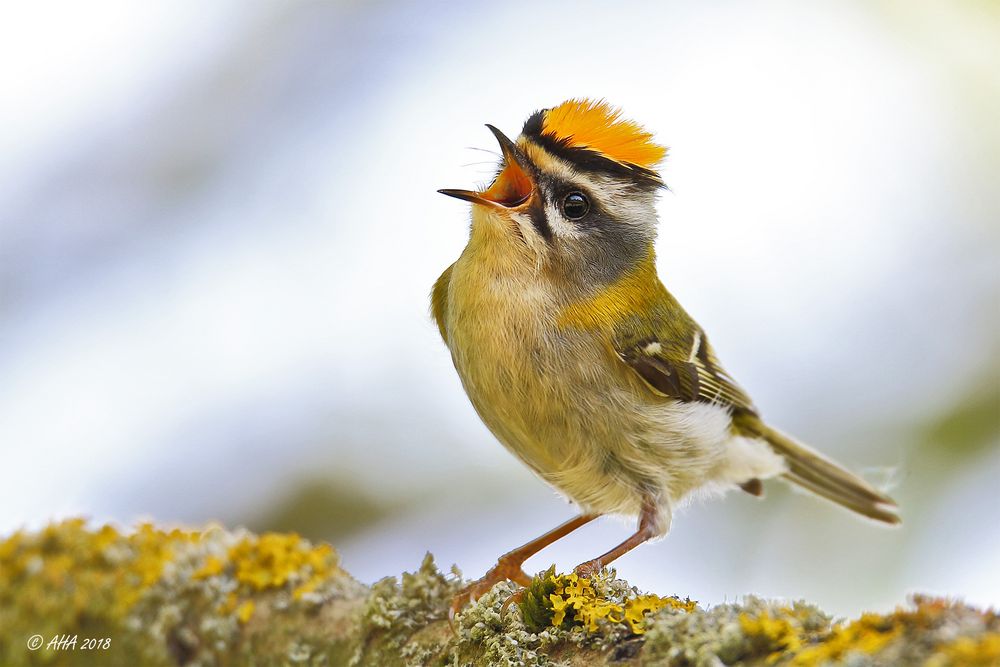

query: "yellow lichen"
xmin=0 ymin=518 xmax=346 ymax=661
xmin=789 ymin=615 xmax=896 ymax=665
xmin=186 ymin=530 xmax=343 ymax=621
xmin=236 ymin=600 xmax=256 ymax=624
xmin=0 ymin=518 xmax=199 ymax=625
xmin=740 ymin=610 xmax=804 ymax=661
xmin=544 ymin=572 xmax=695 ymax=634
xmin=935 ymin=632 xmax=1000 ymax=666
xmin=625 ymin=594 xmax=696 ymax=634
xmin=549 ymin=590 xmax=570 ymax=626
xmin=219 ymin=590 xmax=240 ymax=615
xmin=193 ymin=555 xmax=225 ymax=579
xmin=229 ymin=532 xmax=337 ymax=591
xmin=791 ymin=597 xmax=983 ymax=666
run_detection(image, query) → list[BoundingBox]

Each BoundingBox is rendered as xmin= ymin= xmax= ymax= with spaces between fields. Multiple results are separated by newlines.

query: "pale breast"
xmin=444 ymin=260 xmax=692 ymax=515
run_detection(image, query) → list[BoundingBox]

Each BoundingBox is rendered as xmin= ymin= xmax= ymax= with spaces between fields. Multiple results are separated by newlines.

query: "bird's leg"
xmin=450 ymin=513 xmax=597 ymax=617
xmin=573 ymin=500 xmax=660 ymax=578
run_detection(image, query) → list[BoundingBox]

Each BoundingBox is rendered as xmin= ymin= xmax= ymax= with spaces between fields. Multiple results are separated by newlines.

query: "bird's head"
xmin=440 ymin=99 xmax=667 ymax=289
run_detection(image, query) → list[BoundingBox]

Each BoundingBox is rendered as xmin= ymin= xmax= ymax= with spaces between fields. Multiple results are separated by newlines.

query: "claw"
xmin=500 ymin=589 xmax=527 ymax=619
xmin=449 ymin=584 xmax=480 ymax=624
xmin=573 ymin=560 xmax=602 ymax=578
xmin=449 ymin=558 xmax=534 ymax=622
xmin=447 ymin=514 xmax=599 ymax=627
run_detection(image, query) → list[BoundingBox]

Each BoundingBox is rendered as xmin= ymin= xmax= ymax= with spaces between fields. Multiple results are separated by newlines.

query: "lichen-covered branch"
xmin=0 ymin=520 xmax=997 ymax=666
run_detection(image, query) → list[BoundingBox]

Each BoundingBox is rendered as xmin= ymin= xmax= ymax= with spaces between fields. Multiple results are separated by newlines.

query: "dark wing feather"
xmin=689 ymin=336 xmax=757 ymax=414
xmin=618 ymin=341 xmax=700 ymax=402
xmin=612 ymin=304 xmax=757 ymax=416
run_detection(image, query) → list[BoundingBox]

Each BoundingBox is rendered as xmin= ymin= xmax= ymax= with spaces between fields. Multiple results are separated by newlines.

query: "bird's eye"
xmin=562 ymin=192 xmax=590 ymax=220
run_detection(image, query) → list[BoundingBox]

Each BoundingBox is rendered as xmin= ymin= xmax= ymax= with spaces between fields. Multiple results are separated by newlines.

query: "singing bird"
xmin=434 ymin=99 xmax=899 ymax=611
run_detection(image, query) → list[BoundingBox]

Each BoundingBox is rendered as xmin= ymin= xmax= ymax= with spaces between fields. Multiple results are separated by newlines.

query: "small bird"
xmin=434 ymin=99 xmax=899 ymax=611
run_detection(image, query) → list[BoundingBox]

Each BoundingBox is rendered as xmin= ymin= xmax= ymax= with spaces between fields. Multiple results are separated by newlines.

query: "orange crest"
xmin=540 ymin=99 xmax=666 ymax=171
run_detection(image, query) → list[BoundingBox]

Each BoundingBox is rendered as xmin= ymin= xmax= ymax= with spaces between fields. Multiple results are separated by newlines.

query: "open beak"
xmin=439 ymin=125 xmax=534 ymax=209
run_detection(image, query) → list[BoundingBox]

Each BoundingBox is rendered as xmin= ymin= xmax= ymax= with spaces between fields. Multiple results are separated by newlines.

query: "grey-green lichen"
xmin=642 ymin=596 xmax=833 ymax=666
xmin=352 ymin=552 xmax=460 ymax=666
xmin=1 ymin=519 xmax=998 ymax=666
xmin=642 ymin=594 xmax=1000 ymax=666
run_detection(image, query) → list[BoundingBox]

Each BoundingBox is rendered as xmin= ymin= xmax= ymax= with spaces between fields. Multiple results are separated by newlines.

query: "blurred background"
xmin=1 ymin=0 xmax=997 ymax=618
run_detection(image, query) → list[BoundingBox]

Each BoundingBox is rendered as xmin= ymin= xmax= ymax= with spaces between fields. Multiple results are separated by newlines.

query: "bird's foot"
xmin=572 ymin=559 xmax=603 ymax=579
xmin=499 ymin=588 xmax=528 ymax=619
xmin=449 ymin=556 xmax=532 ymax=620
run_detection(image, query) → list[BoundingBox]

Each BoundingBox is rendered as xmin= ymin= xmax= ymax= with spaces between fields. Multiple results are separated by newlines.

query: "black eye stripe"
xmin=526 ymin=195 xmax=553 ymax=243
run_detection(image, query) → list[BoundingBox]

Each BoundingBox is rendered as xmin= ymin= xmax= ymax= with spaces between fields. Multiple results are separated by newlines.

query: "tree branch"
xmin=0 ymin=519 xmax=996 ymax=666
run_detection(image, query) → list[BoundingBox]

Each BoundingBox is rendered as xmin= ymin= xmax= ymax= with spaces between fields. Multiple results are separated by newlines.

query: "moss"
xmin=520 ymin=565 xmax=560 ymax=633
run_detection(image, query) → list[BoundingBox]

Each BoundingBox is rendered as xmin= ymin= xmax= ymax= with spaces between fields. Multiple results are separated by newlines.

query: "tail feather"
xmin=782 ymin=469 xmax=900 ymax=524
xmin=734 ymin=414 xmax=901 ymax=525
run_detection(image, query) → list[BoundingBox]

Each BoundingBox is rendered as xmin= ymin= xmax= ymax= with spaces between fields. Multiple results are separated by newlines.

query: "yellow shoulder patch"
xmin=541 ymin=99 xmax=667 ymax=171
xmin=557 ymin=246 xmax=662 ymax=330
